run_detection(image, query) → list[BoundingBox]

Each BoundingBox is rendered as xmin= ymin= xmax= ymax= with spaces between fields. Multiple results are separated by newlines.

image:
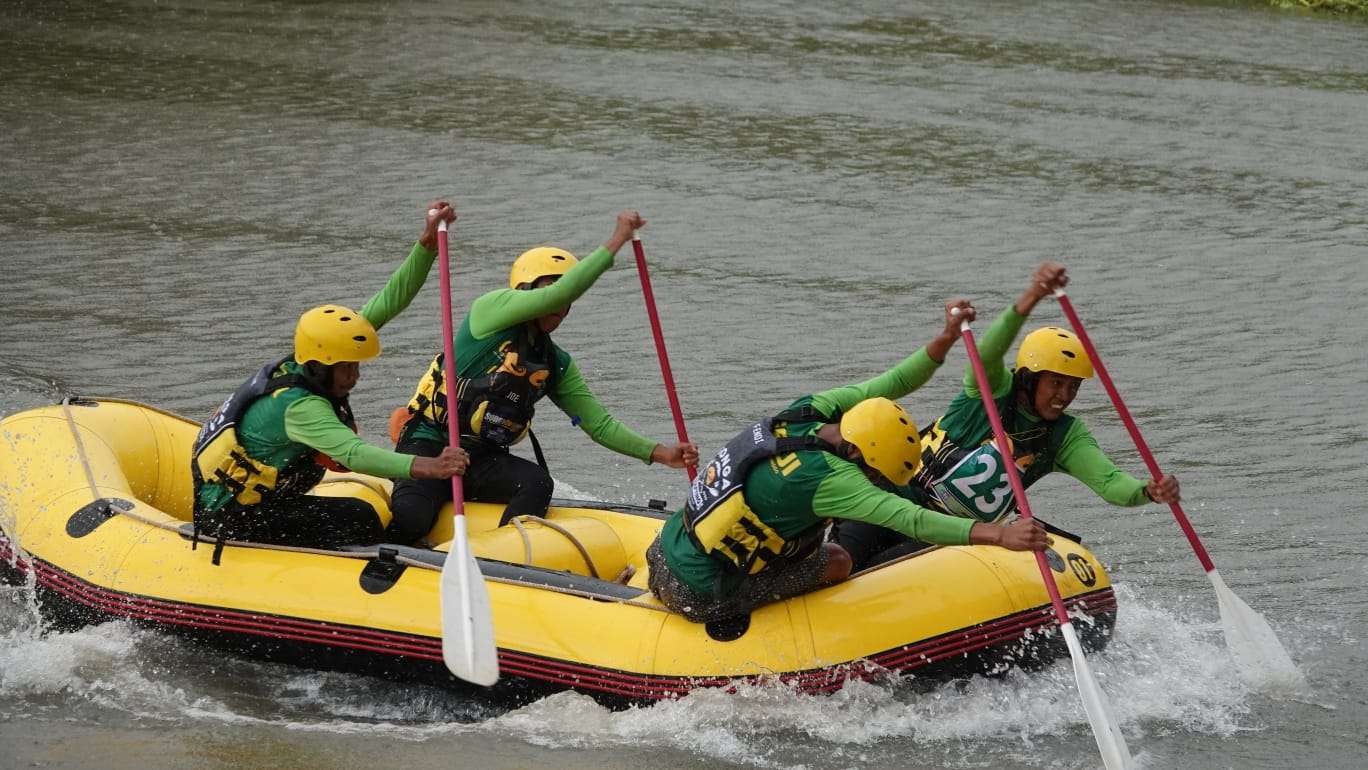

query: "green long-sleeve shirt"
xmin=410 ymin=246 xmax=658 ymax=462
xmin=958 ymin=306 xmax=1147 ymax=506
xmin=659 ymin=346 xmax=975 ymax=595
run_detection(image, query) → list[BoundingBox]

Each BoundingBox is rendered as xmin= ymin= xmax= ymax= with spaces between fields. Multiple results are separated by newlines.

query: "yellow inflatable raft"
xmin=0 ymin=399 xmax=1117 ymax=705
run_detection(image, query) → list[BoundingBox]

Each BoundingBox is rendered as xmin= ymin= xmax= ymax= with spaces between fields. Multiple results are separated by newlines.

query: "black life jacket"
xmin=402 ymin=325 xmax=555 ymax=449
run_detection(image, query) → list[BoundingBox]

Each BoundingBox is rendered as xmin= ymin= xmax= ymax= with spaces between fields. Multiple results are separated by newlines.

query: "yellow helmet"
xmin=839 ymin=397 xmax=922 ymax=486
xmin=293 ymin=305 xmax=381 ymax=365
xmin=1015 ymin=327 xmax=1094 ymax=379
xmin=509 ymin=246 xmax=579 ymax=289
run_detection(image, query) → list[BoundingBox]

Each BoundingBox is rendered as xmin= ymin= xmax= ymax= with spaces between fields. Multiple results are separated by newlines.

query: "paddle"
xmin=631 ymin=232 xmax=696 ymax=481
xmin=432 ymin=211 xmax=499 ymax=686
xmin=956 ymin=312 xmax=1133 ymax=770
xmin=1053 ymin=288 xmax=1302 ymax=687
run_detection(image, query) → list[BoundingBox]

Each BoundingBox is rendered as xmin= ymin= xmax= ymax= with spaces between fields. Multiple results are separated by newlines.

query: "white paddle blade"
xmin=440 ymin=519 xmax=499 ymax=686
xmin=1207 ymin=569 xmax=1303 ymax=688
xmin=1061 ymin=622 xmax=1133 ymax=770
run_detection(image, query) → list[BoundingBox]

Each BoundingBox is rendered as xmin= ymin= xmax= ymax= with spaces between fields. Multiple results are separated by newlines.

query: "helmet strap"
xmin=838 ymin=440 xmax=872 ymax=472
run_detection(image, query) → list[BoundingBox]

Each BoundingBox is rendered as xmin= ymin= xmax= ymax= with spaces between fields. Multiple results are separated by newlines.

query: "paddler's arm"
xmin=968 ymin=262 xmax=1070 ymax=399
xmin=815 ymin=461 xmax=973 ymax=544
xmin=284 ymin=397 xmax=468 ymax=479
xmin=1055 ymin=419 xmax=1176 ymax=506
xmin=547 ymin=360 xmax=661 ymax=464
xmin=970 ymin=306 xmax=1027 ymax=399
xmin=358 ymin=202 xmax=455 ymax=331
xmin=467 ymin=211 xmax=643 ymax=339
xmin=815 ymin=459 xmax=1048 ymax=549
xmin=810 ymin=299 xmax=975 ymax=417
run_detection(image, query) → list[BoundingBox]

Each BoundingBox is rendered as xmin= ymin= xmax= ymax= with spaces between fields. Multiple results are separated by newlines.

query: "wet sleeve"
xmin=965 ymin=306 xmax=1027 ymax=399
xmin=813 ymin=459 xmax=974 ymax=545
xmin=809 ymin=347 xmax=943 ymax=416
xmin=358 ymin=242 xmax=438 ymax=331
xmin=1054 ymin=418 xmax=1149 ymax=506
xmin=547 ymin=360 xmax=658 ymax=463
xmin=468 ymin=246 xmax=615 ymax=339
xmin=284 ymin=396 xmax=417 ymax=479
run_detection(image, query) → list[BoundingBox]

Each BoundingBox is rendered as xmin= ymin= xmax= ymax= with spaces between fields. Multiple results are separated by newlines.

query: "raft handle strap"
xmin=211 ymin=527 xmax=227 ymax=566
xmin=60 ymin=397 xmax=111 ymax=520
xmin=508 ymin=515 xmax=600 ymax=579
xmin=1036 ymin=517 xmax=1083 ymax=544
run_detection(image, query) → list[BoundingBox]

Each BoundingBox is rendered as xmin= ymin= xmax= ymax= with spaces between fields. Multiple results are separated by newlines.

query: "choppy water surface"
xmin=2 ymin=1 xmax=1366 ymax=768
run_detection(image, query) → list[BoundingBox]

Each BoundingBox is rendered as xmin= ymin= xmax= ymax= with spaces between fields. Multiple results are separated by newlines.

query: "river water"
xmin=2 ymin=0 xmax=1366 ymax=768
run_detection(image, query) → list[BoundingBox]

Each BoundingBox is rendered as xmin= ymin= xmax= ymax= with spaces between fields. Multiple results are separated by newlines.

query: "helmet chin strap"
xmin=838 ymin=439 xmax=859 ymax=462
xmin=839 ymin=440 xmax=876 ymax=478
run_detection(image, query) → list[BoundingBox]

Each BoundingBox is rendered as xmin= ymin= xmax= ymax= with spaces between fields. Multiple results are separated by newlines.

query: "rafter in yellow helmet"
xmin=294 ymin=305 xmax=381 ymax=365
xmin=838 ymin=397 xmax=922 ymax=486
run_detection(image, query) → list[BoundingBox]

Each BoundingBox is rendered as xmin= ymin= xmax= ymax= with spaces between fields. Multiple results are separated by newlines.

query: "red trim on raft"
xmin=0 ymin=532 xmax=1114 ymax=700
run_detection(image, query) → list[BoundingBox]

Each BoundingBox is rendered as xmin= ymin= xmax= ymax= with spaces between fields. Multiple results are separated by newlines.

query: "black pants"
xmin=194 ymin=493 xmax=383 ymax=550
xmin=833 ymin=519 xmax=932 ymax=573
xmin=387 ymin=436 xmax=554 ymax=545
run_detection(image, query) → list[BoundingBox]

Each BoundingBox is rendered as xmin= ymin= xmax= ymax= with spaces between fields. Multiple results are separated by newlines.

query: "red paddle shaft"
xmin=1054 ymin=291 xmax=1214 ymax=573
xmin=959 ymin=320 xmax=1072 ymax=626
xmin=436 ymin=220 xmax=467 ymax=517
xmin=632 ymin=234 xmax=696 ymax=481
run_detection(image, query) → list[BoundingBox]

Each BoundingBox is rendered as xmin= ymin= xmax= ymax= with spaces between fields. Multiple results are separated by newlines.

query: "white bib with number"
xmin=928 ymin=440 xmax=1015 ymax=523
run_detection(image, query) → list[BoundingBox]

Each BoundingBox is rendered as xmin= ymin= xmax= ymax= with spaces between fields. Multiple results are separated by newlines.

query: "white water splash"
xmin=551 ymin=478 xmax=594 ymax=502
xmin=0 ymin=580 xmax=1296 ymax=768
xmin=0 ymin=618 xmax=232 ymax=723
xmin=479 ymin=582 xmax=1268 ymax=767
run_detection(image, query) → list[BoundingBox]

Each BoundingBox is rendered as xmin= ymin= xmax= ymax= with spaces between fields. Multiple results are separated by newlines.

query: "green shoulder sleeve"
xmin=966 ymin=306 xmax=1027 ymax=399
xmin=547 ymin=359 xmax=657 ymax=463
xmin=1054 ymin=418 xmax=1149 ymax=506
xmin=468 ymin=246 xmax=614 ymax=340
xmin=284 ymin=396 xmax=417 ymax=479
xmin=810 ymin=346 xmax=943 ymax=416
xmin=812 ymin=457 xmax=974 ymax=545
xmin=359 ymin=241 xmax=438 ymax=331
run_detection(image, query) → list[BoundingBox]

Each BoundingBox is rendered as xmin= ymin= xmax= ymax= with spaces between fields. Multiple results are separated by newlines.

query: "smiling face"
xmin=1031 ymin=370 xmax=1082 ymax=421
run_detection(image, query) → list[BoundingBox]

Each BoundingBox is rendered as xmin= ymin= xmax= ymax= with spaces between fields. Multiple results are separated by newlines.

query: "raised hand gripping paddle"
xmin=1053 ymin=288 xmax=1302 ymax=688
xmin=956 ymin=311 xmax=1133 ymax=770
xmin=631 ymin=231 xmax=696 ymax=481
xmin=432 ymin=211 xmax=499 ymax=686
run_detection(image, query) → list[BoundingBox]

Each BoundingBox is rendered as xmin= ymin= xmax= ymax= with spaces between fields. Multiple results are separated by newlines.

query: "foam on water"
xmin=0 ymin=598 xmax=229 ymax=723
xmin=0 ymin=578 xmax=1290 ymax=767
xmin=550 ymin=478 xmax=594 ymax=503
xmin=477 ymin=583 xmax=1264 ymax=768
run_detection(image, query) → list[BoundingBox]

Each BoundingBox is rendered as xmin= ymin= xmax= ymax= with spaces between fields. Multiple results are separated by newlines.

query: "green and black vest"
xmin=403 ymin=325 xmax=556 ymax=448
